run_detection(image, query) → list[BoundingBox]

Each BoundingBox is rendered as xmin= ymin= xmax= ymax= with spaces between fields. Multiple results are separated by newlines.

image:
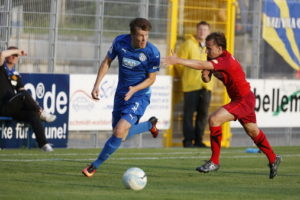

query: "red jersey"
xmin=209 ymin=50 xmax=250 ymax=100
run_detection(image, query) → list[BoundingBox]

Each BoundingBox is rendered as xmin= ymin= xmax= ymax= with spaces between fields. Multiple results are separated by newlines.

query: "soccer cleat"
xmin=269 ymin=155 xmax=282 ymax=179
xmin=196 ymin=160 xmax=220 ymax=173
xmin=82 ymin=165 xmax=97 ymax=177
xmin=40 ymin=110 xmax=57 ymax=123
xmin=148 ymin=117 xmax=159 ymax=138
xmin=41 ymin=143 xmax=54 ymax=152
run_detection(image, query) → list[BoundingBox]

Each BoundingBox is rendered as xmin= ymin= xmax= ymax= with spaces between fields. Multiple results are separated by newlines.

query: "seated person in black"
xmin=0 ymin=46 xmax=56 ymax=152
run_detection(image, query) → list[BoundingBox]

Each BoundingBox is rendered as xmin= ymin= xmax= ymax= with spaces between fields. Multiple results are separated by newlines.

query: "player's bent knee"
xmin=247 ymin=129 xmax=259 ymax=138
xmin=113 ymin=127 xmax=127 ymax=139
xmin=208 ymin=115 xmax=220 ymax=127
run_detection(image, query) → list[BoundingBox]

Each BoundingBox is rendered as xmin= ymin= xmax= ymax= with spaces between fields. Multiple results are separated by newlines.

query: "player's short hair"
xmin=7 ymin=46 xmax=18 ymax=50
xmin=196 ymin=21 xmax=210 ymax=28
xmin=129 ymin=18 xmax=152 ymax=34
xmin=206 ymin=32 xmax=226 ymax=50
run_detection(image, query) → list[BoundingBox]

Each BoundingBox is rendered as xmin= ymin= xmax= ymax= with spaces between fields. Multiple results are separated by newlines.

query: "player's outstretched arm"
xmin=91 ymin=56 xmax=113 ymax=100
xmin=0 ymin=49 xmax=27 ymax=66
xmin=162 ymin=54 xmax=214 ymax=70
xmin=124 ymin=72 xmax=156 ymax=101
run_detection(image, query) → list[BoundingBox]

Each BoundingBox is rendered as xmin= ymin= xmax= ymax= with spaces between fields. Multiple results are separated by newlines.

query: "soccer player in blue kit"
xmin=82 ymin=18 xmax=160 ymax=177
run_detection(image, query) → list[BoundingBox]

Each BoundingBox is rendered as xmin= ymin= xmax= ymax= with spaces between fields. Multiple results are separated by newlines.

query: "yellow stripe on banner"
xmin=262 ymin=14 xmax=300 ymax=71
xmin=274 ymin=0 xmax=300 ymax=65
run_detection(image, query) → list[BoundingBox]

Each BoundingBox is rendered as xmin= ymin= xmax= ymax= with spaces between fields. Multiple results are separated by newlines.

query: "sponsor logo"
xmin=129 ymin=114 xmax=134 ymax=120
xmin=122 ymin=57 xmax=141 ymax=69
xmin=139 ymin=53 xmax=147 ymax=62
xmin=72 ymin=96 xmax=94 ymax=111
xmin=24 ymin=83 xmax=68 ymax=114
xmin=36 ymin=82 xmax=45 ymax=99
xmin=253 ymin=88 xmax=300 ymax=115
xmin=265 ymin=16 xmax=300 ymax=29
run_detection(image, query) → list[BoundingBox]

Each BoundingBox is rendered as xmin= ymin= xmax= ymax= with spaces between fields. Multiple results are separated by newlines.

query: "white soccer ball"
xmin=122 ymin=167 xmax=147 ymax=191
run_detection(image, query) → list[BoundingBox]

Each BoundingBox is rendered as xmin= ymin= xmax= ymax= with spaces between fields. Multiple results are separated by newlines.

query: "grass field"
xmin=0 ymin=146 xmax=300 ymax=200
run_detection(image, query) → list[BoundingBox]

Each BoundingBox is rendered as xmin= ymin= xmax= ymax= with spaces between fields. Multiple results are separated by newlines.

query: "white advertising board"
xmin=69 ymin=74 xmax=172 ymax=131
xmin=231 ymin=79 xmax=300 ymax=128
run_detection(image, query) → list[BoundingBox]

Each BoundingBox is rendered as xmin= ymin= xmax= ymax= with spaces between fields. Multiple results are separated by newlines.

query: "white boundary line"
xmin=0 ymin=154 xmax=298 ymax=162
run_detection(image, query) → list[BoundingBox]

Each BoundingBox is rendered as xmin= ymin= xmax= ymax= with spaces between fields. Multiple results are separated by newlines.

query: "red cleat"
xmin=149 ymin=117 xmax=159 ymax=138
xmin=82 ymin=165 xmax=96 ymax=177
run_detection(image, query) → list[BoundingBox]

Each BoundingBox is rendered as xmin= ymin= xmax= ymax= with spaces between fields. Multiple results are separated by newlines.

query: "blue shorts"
xmin=112 ymin=94 xmax=150 ymax=128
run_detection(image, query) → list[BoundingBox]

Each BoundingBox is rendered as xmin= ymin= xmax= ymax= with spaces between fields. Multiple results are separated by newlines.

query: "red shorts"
xmin=223 ymin=91 xmax=256 ymax=124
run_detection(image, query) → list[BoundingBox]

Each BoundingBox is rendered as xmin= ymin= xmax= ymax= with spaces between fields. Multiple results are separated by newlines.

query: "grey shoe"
xmin=196 ymin=160 xmax=220 ymax=173
xmin=269 ymin=155 xmax=282 ymax=179
xmin=40 ymin=110 xmax=56 ymax=122
xmin=41 ymin=143 xmax=54 ymax=152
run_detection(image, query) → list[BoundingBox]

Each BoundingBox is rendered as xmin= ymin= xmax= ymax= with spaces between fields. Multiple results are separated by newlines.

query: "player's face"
xmin=206 ymin=40 xmax=223 ymax=59
xmin=131 ymin=28 xmax=149 ymax=49
xmin=6 ymin=54 xmax=19 ymax=66
xmin=196 ymin=25 xmax=210 ymax=41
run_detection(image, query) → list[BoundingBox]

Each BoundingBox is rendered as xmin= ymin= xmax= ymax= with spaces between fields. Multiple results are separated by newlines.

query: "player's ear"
xmin=218 ymin=46 xmax=223 ymax=52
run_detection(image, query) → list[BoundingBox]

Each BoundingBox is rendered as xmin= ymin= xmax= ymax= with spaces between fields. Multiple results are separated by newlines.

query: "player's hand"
xmin=161 ymin=52 xmax=178 ymax=66
xmin=124 ymin=86 xmax=136 ymax=101
xmin=91 ymin=87 xmax=100 ymax=100
xmin=202 ymin=69 xmax=211 ymax=76
xmin=202 ymin=70 xmax=212 ymax=83
xmin=18 ymin=50 xmax=27 ymax=56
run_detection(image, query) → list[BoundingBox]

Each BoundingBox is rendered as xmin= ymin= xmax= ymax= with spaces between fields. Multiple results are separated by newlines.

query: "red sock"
xmin=209 ymin=126 xmax=222 ymax=165
xmin=252 ymin=130 xmax=276 ymax=164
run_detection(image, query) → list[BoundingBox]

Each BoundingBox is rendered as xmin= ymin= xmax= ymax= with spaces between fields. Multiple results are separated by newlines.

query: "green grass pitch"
xmin=0 ymin=146 xmax=299 ymax=200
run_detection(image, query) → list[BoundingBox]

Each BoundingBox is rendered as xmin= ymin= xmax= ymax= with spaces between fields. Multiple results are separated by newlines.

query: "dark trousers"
xmin=0 ymin=91 xmax=47 ymax=148
xmin=183 ymin=89 xmax=211 ymax=146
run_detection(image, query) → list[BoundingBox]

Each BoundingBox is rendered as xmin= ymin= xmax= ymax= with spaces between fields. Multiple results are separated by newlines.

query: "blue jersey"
xmin=107 ymin=34 xmax=160 ymax=97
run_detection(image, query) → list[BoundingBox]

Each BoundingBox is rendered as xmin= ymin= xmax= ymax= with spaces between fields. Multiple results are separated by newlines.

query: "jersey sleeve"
xmin=107 ymin=38 xmax=118 ymax=60
xmin=209 ymin=56 xmax=226 ymax=71
xmin=147 ymin=49 xmax=160 ymax=73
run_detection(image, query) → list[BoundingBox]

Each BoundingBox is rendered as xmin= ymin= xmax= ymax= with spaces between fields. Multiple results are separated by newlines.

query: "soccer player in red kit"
xmin=163 ymin=32 xmax=281 ymax=179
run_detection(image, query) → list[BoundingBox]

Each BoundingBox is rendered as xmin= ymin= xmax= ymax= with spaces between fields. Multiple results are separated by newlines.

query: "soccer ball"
xmin=122 ymin=167 xmax=147 ymax=191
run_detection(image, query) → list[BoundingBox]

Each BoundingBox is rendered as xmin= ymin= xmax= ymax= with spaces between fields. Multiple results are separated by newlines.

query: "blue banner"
xmin=0 ymin=73 xmax=69 ymax=149
xmin=262 ymin=0 xmax=300 ymax=71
